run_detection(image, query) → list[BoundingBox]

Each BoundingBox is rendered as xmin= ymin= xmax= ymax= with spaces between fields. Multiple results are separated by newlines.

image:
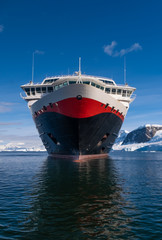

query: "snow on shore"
xmin=112 ymin=129 xmax=162 ymax=151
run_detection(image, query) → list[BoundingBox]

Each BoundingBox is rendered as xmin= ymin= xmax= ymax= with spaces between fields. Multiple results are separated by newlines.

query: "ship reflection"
xmin=24 ymin=156 xmax=134 ymax=239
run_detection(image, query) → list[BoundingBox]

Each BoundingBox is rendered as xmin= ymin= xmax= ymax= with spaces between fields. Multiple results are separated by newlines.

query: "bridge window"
xmin=99 ymin=79 xmax=114 ymax=85
xmin=122 ymin=90 xmax=126 ymax=97
xmin=55 ymin=85 xmax=58 ymax=90
xmin=44 ymin=78 xmax=59 ymax=84
xmin=63 ymin=81 xmax=68 ymax=86
xmin=31 ymin=88 xmax=35 ymax=95
xmin=127 ymin=90 xmax=132 ymax=97
xmin=36 ymin=87 xmax=41 ymax=93
xmin=83 ymin=81 xmax=90 ymax=85
xmin=48 ymin=87 xmax=53 ymax=92
xmin=117 ymin=89 xmax=121 ymax=95
xmin=69 ymin=81 xmax=76 ymax=84
xmin=25 ymin=88 xmax=30 ymax=96
xmin=42 ymin=87 xmax=46 ymax=93
xmin=44 ymin=79 xmax=52 ymax=84
xmin=105 ymin=88 xmax=110 ymax=94
xmin=112 ymin=89 xmax=116 ymax=94
xmin=91 ymin=82 xmax=96 ymax=87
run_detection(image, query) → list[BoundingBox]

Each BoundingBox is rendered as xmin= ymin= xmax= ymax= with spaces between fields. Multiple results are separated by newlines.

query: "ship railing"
xmin=22 ymin=82 xmax=42 ymax=86
xmin=20 ymin=92 xmax=26 ymax=99
xmin=20 ymin=92 xmax=41 ymax=100
xmin=130 ymin=93 xmax=136 ymax=99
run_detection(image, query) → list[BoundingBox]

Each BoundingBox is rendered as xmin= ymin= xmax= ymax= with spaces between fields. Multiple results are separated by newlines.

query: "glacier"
xmin=113 ymin=126 xmax=162 ymax=152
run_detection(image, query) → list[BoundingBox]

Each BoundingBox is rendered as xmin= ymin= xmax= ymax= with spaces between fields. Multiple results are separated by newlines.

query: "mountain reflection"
xmin=24 ymin=156 xmax=133 ymax=239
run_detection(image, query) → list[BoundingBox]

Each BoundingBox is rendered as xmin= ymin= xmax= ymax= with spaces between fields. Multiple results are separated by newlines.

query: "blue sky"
xmin=0 ymin=0 xmax=162 ymax=147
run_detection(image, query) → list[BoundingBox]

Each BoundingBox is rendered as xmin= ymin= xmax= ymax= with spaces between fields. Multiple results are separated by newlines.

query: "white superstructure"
xmin=21 ymin=74 xmax=136 ymax=111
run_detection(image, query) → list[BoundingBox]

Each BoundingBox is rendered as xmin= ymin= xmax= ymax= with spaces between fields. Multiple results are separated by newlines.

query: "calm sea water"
xmin=0 ymin=152 xmax=161 ymax=240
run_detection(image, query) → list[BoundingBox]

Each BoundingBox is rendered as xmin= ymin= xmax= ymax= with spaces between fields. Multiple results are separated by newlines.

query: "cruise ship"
xmin=21 ymin=66 xmax=135 ymax=158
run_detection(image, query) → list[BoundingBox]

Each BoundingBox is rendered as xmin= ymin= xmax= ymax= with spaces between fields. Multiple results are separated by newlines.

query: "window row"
xmin=25 ymin=82 xmax=68 ymax=95
xmin=99 ymin=79 xmax=114 ymax=85
xmin=24 ymin=81 xmax=132 ymax=97
xmin=43 ymin=78 xmax=59 ymax=84
xmin=105 ymin=88 xmax=132 ymax=97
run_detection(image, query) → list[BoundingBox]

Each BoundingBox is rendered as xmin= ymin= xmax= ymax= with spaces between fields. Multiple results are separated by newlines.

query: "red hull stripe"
xmin=33 ymin=97 xmax=124 ymax=121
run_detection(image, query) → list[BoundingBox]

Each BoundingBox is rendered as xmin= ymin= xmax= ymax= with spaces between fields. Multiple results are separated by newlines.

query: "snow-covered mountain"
xmin=1 ymin=124 xmax=162 ymax=152
xmin=113 ymin=125 xmax=162 ymax=151
xmin=114 ymin=130 xmax=129 ymax=145
xmin=0 ymin=137 xmax=46 ymax=152
xmin=122 ymin=124 xmax=162 ymax=144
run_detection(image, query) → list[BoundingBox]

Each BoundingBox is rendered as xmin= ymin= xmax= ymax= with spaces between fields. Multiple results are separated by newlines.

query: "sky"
xmin=0 ymin=0 xmax=162 ymax=148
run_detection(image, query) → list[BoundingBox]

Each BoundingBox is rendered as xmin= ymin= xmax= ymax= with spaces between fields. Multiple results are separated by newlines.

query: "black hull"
xmin=34 ymin=112 xmax=122 ymax=155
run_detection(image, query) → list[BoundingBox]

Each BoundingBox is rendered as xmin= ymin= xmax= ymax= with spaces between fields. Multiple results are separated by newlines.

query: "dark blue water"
xmin=0 ymin=152 xmax=161 ymax=239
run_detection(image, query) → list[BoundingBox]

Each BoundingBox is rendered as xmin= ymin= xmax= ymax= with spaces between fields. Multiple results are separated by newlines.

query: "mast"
xmin=32 ymin=50 xmax=44 ymax=83
xmin=32 ymin=52 xmax=35 ymax=84
xmin=79 ymin=57 xmax=81 ymax=76
xmin=124 ymin=56 xmax=126 ymax=85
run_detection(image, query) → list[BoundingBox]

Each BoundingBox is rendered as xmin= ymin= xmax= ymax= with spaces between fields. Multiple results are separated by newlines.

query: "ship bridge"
xmin=20 ymin=74 xmax=136 ymax=107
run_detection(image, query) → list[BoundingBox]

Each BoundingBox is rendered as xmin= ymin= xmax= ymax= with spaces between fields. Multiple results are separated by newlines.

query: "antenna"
xmin=31 ymin=50 xmax=44 ymax=83
xmin=79 ymin=57 xmax=81 ymax=76
xmin=124 ymin=56 xmax=126 ymax=85
xmin=32 ymin=52 xmax=35 ymax=83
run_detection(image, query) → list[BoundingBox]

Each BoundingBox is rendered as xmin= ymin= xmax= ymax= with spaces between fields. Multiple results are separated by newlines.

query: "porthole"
xmin=76 ymin=95 xmax=82 ymax=100
xmin=49 ymin=103 xmax=53 ymax=108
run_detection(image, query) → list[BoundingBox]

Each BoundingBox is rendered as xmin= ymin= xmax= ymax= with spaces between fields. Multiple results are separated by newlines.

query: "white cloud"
xmin=0 ymin=106 xmax=11 ymax=113
xmin=104 ymin=41 xmax=142 ymax=57
xmin=34 ymin=50 xmax=44 ymax=55
xmin=0 ymin=102 xmax=14 ymax=113
xmin=0 ymin=122 xmax=22 ymax=126
xmin=0 ymin=102 xmax=13 ymax=105
xmin=103 ymin=41 xmax=117 ymax=56
xmin=115 ymin=43 xmax=142 ymax=57
xmin=0 ymin=25 xmax=4 ymax=32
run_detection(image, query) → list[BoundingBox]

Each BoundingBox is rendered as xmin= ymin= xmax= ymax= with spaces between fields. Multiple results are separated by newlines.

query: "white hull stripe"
xmin=30 ymin=84 xmax=128 ymax=117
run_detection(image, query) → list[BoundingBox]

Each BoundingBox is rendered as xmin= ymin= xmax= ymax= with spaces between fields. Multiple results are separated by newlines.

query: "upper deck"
xmin=20 ymin=74 xmax=136 ymax=104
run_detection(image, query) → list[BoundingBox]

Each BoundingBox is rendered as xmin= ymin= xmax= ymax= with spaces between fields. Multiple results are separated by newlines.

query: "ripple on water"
xmin=0 ymin=152 xmax=161 ymax=239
